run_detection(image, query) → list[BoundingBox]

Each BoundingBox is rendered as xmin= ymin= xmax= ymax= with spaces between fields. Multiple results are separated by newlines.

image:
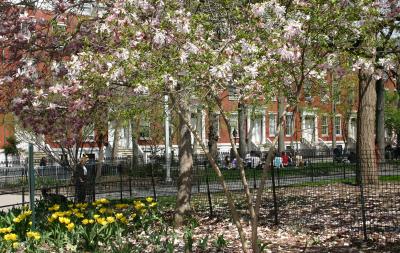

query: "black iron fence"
xmin=0 ymin=151 xmax=399 ymax=242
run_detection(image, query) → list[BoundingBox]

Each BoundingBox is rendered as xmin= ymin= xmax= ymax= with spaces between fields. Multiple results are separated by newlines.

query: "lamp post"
xmin=164 ymin=94 xmax=172 ymax=182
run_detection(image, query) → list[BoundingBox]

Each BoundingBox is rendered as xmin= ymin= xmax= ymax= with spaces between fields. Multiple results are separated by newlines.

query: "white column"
xmin=164 ymin=95 xmax=171 ymax=182
xmin=261 ymin=111 xmax=266 ymax=145
xmin=314 ymin=115 xmax=318 ymax=144
xmin=201 ymin=110 xmax=206 ymax=143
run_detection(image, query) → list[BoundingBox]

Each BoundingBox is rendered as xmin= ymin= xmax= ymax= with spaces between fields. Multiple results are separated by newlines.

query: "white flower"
xmin=251 ymin=3 xmax=266 ymax=17
xmin=153 ymin=30 xmax=167 ymax=46
xmin=133 ymin=85 xmax=149 ymax=95
xmin=210 ymin=62 xmax=232 ymax=81
xmin=180 ymin=51 xmax=188 ymax=63
xmin=183 ymin=42 xmax=199 ymax=54
xmin=244 ymin=64 xmax=259 ymax=79
xmin=240 ymin=39 xmax=258 ymax=54
xmin=284 ymin=19 xmax=303 ymax=39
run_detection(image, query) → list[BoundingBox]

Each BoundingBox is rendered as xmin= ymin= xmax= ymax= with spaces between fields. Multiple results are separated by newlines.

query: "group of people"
xmin=273 ymin=152 xmax=292 ymax=168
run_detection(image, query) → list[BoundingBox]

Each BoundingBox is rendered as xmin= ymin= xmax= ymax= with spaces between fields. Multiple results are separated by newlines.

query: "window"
xmin=321 ymin=115 xmax=329 ymax=136
xmin=349 ymin=117 xmax=357 ymax=139
xmin=334 ymin=116 xmax=341 ymax=136
xmin=251 ymin=114 xmax=263 ymax=144
xmin=304 ymin=81 xmax=312 ymax=101
xmin=139 ymin=120 xmax=150 ymax=139
xmin=285 ymin=114 xmax=294 ymax=136
xmin=57 ymin=22 xmax=66 ymax=32
xmin=228 ymin=85 xmax=239 ymax=101
xmin=228 ymin=114 xmax=238 ymax=136
xmin=269 ymin=113 xmax=276 ymax=137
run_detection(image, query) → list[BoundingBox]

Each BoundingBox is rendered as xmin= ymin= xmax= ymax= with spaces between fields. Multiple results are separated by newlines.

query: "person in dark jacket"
xmin=75 ymin=154 xmax=89 ymax=203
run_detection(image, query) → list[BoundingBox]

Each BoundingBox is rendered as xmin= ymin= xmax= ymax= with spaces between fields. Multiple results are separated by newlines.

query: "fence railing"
xmin=0 ymin=151 xmax=399 ymax=242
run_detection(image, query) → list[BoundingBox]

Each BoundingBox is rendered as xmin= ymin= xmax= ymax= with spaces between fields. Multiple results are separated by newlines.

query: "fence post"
xmin=92 ymin=167 xmax=96 ymax=202
xmin=205 ymin=160 xmax=213 ymax=217
xmin=119 ymin=164 xmax=123 ymax=201
xmin=28 ymin=143 xmax=36 ymax=230
xmin=151 ymin=162 xmax=157 ymax=201
xmin=343 ymin=164 xmax=346 ymax=179
xmin=197 ymin=163 xmax=200 ymax=194
xmin=253 ymin=164 xmax=257 ymax=190
xmin=22 ymin=187 xmax=25 ymax=206
xmin=271 ymin=164 xmax=279 ymax=225
xmin=129 ymin=176 xmax=132 ymax=198
xmin=358 ymin=158 xmax=368 ymax=241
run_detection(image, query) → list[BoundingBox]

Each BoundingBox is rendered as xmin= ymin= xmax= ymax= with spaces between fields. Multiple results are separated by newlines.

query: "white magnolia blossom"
xmin=284 ymin=19 xmax=303 ymax=39
xmin=110 ymin=67 xmax=124 ymax=81
xmin=251 ymin=3 xmax=266 ymax=17
xmin=277 ymin=46 xmax=300 ymax=62
xmin=308 ymin=70 xmax=326 ymax=80
xmin=210 ymin=62 xmax=232 ymax=81
xmin=244 ymin=63 xmax=259 ymax=79
xmin=115 ymin=48 xmax=130 ymax=61
xmin=153 ymin=30 xmax=167 ymax=46
xmin=183 ymin=42 xmax=199 ymax=54
xmin=163 ymin=74 xmax=177 ymax=88
xmin=180 ymin=51 xmax=188 ymax=63
xmin=240 ymin=39 xmax=258 ymax=54
xmin=133 ymin=85 xmax=149 ymax=95
xmin=377 ymin=57 xmax=396 ymax=71
xmin=174 ymin=15 xmax=191 ymax=34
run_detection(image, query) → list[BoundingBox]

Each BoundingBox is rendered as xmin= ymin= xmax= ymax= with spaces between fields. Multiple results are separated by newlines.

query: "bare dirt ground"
xmin=186 ymin=183 xmax=400 ymax=252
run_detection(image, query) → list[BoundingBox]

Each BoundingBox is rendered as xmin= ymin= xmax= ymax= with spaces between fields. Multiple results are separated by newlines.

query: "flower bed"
xmin=0 ymin=197 xmax=158 ymax=252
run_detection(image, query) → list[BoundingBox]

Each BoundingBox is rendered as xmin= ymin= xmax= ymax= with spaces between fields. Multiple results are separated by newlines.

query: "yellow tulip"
xmin=26 ymin=231 xmax=41 ymax=240
xmin=106 ymin=217 xmax=115 ymax=223
xmin=120 ymin=217 xmax=128 ymax=224
xmin=93 ymin=214 xmax=100 ymax=219
xmin=13 ymin=217 xmax=21 ymax=223
xmin=146 ymin=197 xmax=153 ymax=203
xmin=66 ymin=223 xmax=75 ymax=231
xmin=4 ymin=233 xmax=18 ymax=241
xmin=82 ymin=219 xmax=89 ymax=225
xmin=12 ymin=242 xmax=19 ymax=249
xmin=115 ymin=213 xmax=124 ymax=220
xmin=149 ymin=202 xmax=158 ymax=208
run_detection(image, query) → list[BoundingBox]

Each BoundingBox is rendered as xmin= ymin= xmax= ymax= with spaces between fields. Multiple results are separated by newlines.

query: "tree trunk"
xmin=208 ymin=109 xmax=219 ymax=161
xmin=174 ymin=97 xmax=249 ymax=252
xmin=96 ymin=144 xmax=104 ymax=179
xmin=111 ymin=121 xmax=121 ymax=160
xmin=357 ymin=70 xmax=378 ymax=184
xmin=376 ymin=78 xmax=385 ymax=162
xmin=397 ymin=73 xmax=400 ymax=149
xmin=238 ymin=102 xmax=247 ymax=158
xmin=278 ymin=95 xmax=285 ymax=153
xmin=174 ymin=99 xmax=194 ymax=226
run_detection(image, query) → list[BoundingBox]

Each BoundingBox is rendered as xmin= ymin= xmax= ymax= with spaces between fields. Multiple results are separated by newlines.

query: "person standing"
xmin=75 ymin=154 xmax=89 ymax=203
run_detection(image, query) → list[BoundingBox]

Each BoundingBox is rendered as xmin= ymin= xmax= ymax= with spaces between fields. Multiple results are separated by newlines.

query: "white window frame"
xmin=250 ymin=112 xmax=263 ymax=144
xmin=228 ymin=113 xmax=238 ymax=137
xmin=321 ymin=115 xmax=329 ymax=136
xmin=269 ymin=113 xmax=277 ymax=137
xmin=228 ymin=86 xmax=239 ymax=101
xmin=285 ymin=113 xmax=294 ymax=137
